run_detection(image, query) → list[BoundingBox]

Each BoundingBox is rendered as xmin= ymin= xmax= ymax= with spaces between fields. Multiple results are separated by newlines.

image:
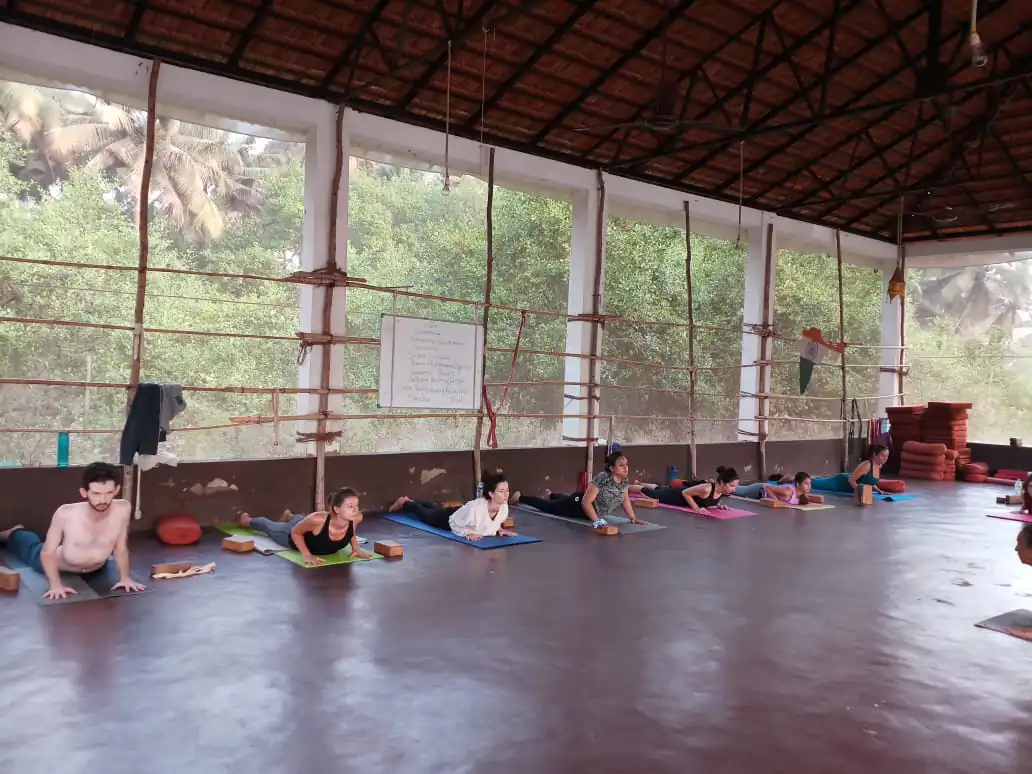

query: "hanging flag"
xmin=799 ymin=327 xmax=845 ymax=394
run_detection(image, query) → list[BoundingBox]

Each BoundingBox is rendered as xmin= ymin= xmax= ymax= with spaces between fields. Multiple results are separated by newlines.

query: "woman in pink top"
xmin=734 ymin=472 xmax=813 ymax=504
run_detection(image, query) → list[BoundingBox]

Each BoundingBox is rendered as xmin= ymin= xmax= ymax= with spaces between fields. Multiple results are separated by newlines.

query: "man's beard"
xmin=91 ymin=502 xmax=110 ymax=512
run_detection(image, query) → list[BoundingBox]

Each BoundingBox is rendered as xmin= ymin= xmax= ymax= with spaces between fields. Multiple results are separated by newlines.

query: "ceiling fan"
xmin=572 ymin=29 xmax=743 ymax=136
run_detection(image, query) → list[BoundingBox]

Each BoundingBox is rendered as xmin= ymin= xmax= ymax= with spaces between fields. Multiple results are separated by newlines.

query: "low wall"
xmin=1 ymin=438 xmax=844 ymax=534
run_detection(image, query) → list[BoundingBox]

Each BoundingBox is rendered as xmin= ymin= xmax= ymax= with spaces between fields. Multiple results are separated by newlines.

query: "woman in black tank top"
xmin=629 ymin=467 xmax=740 ymax=513
xmin=237 ymin=487 xmax=372 ymax=566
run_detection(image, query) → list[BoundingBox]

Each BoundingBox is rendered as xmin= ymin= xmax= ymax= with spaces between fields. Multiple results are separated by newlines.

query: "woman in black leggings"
xmin=387 ymin=471 xmax=517 ymax=542
xmin=630 ymin=467 xmax=740 ymax=514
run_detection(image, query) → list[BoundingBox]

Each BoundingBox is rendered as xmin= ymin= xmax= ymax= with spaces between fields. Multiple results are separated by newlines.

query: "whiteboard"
xmin=378 ymin=314 xmax=484 ymax=410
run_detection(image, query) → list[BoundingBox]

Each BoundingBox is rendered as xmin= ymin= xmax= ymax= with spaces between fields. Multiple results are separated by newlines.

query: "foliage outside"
xmin=1 ymin=80 xmax=1024 ymax=465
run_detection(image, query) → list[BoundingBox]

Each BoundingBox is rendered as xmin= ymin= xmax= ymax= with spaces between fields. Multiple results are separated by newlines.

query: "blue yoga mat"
xmin=811 ymin=489 xmax=917 ymax=503
xmin=383 ymin=513 xmax=542 ymax=549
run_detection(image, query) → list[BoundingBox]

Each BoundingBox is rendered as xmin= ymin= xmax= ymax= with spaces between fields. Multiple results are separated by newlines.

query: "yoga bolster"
xmin=155 ymin=513 xmax=202 ymax=546
xmin=900 ymin=453 xmax=946 ymax=471
xmin=901 ymin=441 xmax=948 ymax=456
xmin=965 ymin=473 xmax=988 ymax=483
xmin=963 ymin=462 xmax=989 ymax=475
xmin=878 ymin=479 xmax=905 ymax=494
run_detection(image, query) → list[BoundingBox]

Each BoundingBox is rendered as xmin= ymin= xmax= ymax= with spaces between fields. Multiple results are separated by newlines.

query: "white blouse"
xmin=448 ymin=498 xmax=509 ymax=538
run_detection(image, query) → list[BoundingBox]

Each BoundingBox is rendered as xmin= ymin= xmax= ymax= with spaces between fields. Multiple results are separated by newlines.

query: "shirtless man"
xmin=0 ymin=461 xmax=146 ymax=600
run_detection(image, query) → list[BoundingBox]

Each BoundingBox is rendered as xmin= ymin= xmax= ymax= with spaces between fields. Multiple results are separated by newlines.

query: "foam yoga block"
xmin=155 ymin=513 xmax=202 ymax=546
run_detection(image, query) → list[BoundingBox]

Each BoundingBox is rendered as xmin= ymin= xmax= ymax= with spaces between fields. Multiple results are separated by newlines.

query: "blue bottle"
xmin=667 ymin=465 xmax=678 ymax=485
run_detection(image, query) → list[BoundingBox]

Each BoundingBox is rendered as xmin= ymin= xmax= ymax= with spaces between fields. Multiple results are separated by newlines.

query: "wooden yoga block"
xmin=373 ymin=539 xmax=403 ymax=558
xmin=502 ymin=518 xmax=514 ymax=529
xmin=0 ymin=566 xmax=20 ymax=593
xmin=151 ymin=562 xmax=195 ymax=577
xmin=998 ymin=495 xmax=1023 ymax=505
xmin=222 ymin=536 xmax=254 ymax=553
xmin=805 ymin=494 xmax=825 ymax=504
xmin=854 ymin=485 xmax=873 ymax=507
xmin=595 ymin=525 xmax=619 ymax=537
xmin=634 ymin=498 xmax=660 ymax=509
xmin=759 ymin=498 xmax=786 ymax=509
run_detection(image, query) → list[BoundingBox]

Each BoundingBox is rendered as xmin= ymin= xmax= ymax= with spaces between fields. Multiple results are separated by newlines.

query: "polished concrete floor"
xmin=2 ymin=481 xmax=1032 ymax=774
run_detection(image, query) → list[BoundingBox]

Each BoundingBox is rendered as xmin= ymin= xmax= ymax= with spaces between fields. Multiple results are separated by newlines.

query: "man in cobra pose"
xmin=0 ymin=461 xmax=146 ymax=600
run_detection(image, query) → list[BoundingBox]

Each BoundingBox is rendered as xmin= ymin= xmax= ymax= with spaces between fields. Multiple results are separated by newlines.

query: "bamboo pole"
xmin=123 ymin=60 xmax=161 ymax=513
xmin=683 ymin=200 xmax=698 ymax=478
xmin=584 ymin=170 xmax=606 ymax=478
xmin=313 ymin=105 xmax=346 ymax=511
xmin=897 ymin=245 xmax=907 ymax=404
xmin=473 ymin=147 xmax=496 ymax=494
xmin=835 ymin=229 xmax=848 ymax=471
xmin=756 ymin=222 xmax=775 ymax=478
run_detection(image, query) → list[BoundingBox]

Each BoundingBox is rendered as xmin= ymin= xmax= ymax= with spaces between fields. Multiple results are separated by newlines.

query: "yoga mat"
xmin=214 ymin=524 xmax=379 ymax=565
xmin=1 ymin=551 xmax=151 ymax=606
xmin=629 ymin=496 xmax=755 ymax=520
xmin=986 ymin=512 xmax=1032 ymax=524
xmin=810 ymin=488 xmax=917 ymax=502
xmin=512 ymin=505 xmax=666 ymax=533
xmin=975 ymin=609 xmax=1032 ymax=643
xmin=730 ymin=495 xmax=835 ymax=512
xmin=383 ymin=513 xmax=541 ymax=548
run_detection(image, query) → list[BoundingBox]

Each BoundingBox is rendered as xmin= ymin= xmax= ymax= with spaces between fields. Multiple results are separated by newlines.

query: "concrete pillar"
xmin=297 ymin=105 xmax=350 ymax=444
xmin=738 ymin=215 xmax=777 ymax=441
xmin=878 ymin=268 xmax=904 ymax=414
xmin=562 ymin=182 xmax=605 ymax=445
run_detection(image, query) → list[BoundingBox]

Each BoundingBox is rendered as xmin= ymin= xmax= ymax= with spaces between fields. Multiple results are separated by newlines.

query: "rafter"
xmin=818 ymin=0 xmax=840 ymax=115
xmin=398 ymin=0 xmax=503 ymax=110
xmin=581 ymin=0 xmax=789 ymax=161
xmin=321 ymin=0 xmax=392 ymax=92
xmin=227 ymin=0 xmax=272 ymax=69
xmin=739 ymin=11 xmax=769 ymax=125
xmin=747 ymin=10 xmax=1021 ymax=206
xmin=124 ymin=0 xmax=150 ymax=44
xmin=616 ymin=0 xmax=868 ymax=173
xmin=530 ymin=0 xmax=701 ymax=145
xmin=463 ymin=1 xmax=597 ymax=131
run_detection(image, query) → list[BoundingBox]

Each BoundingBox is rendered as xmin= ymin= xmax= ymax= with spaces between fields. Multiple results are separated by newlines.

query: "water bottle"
xmin=57 ymin=432 xmax=70 ymax=467
xmin=476 ymin=480 xmax=484 ymax=499
xmin=1015 ymin=478 xmax=1023 ymax=497
xmin=667 ymin=466 xmax=678 ymax=485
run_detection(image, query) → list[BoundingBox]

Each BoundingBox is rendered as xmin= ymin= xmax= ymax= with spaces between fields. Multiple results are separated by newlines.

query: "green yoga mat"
xmin=214 ymin=524 xmax=383 ymax=567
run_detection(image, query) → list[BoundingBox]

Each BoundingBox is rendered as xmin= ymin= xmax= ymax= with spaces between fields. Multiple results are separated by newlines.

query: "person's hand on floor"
xmin=696 ymin=507 xmax=710 ymax=515
xmin=44 ymin=584 xmax=77 ymax=600
xmin=465 ymin=534 xmax=483 ymax=542
xmin=715 ymin=503 xmax=729 ymax=511
xmin=498 ymin=529 xmax=517 ymax=537
xmin=352 ymin=549 xmax=374 ymax=560
xmin=112 ymin=578 xmax=146 ymax=593
xmin=303 ymin=555 xmax=326 ymax=566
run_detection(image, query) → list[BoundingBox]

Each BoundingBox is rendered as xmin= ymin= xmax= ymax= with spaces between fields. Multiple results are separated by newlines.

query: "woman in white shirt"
xmin=387 ymin=472 xmax=516 ymax=542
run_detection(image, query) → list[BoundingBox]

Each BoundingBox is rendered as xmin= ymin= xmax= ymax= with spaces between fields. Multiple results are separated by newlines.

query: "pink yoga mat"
xmin=987 ymin=512 xmax=1032 ymax=524
xmin=631 ymin=496 xmax=755 ymax=520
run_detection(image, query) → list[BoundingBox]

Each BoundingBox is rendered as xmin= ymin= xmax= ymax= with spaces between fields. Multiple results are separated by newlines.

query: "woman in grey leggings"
xmin=237 ymin=509 xmax=368 ymax=548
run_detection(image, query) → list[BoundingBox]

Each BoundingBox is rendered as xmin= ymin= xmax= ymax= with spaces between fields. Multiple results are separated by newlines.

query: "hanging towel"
xmin=120 ymin=383 xmax=162 ymax=465
xmin=159 ymin=384 xmax=186 ymax=433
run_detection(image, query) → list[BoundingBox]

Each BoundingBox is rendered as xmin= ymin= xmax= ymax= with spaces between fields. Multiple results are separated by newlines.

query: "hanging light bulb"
xmin=970 ymin=0 xmax=987 ymax=68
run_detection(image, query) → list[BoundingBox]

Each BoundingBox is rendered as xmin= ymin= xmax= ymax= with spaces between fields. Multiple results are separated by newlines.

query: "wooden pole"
xmin=473 ymin=148 xmax=496 ymax=495
xmin=683 ymin=200 xmax=698 ymax=478
xmin=835 ymin=229 xmax=848 ymax=471
xmin=585 ymin=170 xmax=606 ymax=478
xmin=757 ymin=222 xmax=775 ymax=478
xmin=313 ymin=105 xmax=345 ymax=511
xmin=124 ymin=59 xmax=161 ymax=512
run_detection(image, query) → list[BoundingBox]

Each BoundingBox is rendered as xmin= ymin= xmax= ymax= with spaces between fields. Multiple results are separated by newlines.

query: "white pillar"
xmin=562 ymin=182 xmax=605 ymax=445
xmin=878 ymin=268 xmax=903 ymax=414
xmin=738 ymin=215 xmax=777 ymax=441
xmin=297 ymin=106 xmax=349 ymax=446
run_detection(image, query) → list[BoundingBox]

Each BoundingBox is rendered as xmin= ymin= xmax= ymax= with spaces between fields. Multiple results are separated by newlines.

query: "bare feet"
xmin=388 ymin=496 xmax=412 ymax=513
xmin=0 ymin=524 xmax=24 ymax=541
xmin=542 ymin=489 xmax=552 ymax=498
xmin=279 ymin=509 xmax=293 ymax=522
xmin=236 ymin=512 xmax=252 ymax=528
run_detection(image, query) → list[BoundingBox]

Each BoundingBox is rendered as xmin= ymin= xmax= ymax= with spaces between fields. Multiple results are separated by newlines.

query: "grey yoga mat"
xmin=511 ymin=505 xmax=666 ymax=533
xmin=1 ymin=550 xmax=151 ymax=606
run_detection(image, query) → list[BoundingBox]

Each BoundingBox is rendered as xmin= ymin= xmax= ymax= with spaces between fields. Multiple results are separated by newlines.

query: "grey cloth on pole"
xmin=159 ymin=384 xmax=186 ymax=432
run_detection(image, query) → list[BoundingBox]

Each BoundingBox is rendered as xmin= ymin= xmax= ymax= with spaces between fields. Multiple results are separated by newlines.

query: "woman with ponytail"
xmin=630 ymin=466 xmax=740 ymax=514
xmin=811 ymin=444 xmax=891 ymax=494
xmin=510 ymin=451 xmax=648 ymax=529
xmin=236 ymin=487 xmax=373 ymax=566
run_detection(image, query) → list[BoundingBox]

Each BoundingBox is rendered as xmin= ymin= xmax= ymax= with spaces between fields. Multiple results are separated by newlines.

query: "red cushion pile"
xmin=962 ymin=462 xmax=989 ymax=483
xmin=923 ymin=401 xmax=972 ymax=450
xmin=886 ymin=405 xmax=925 ymax=474
xmin=900 ymin=440 xmax=948 ymax=481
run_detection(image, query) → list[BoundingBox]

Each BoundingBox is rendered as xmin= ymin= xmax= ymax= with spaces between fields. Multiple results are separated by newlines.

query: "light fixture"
xmin=970 ymin=0 xmax=987 ymax=68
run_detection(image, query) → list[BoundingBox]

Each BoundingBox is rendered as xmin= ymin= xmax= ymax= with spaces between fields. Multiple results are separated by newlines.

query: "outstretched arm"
xmin=621 ymin=491 xmax=647 ymax=524
xmin=349 ymin=513 xmax=373 ymax=559
xmin=111 ymin=514 xmax=146 ymax=592
xmin=581 ymin=484 xmax=602 ymax=522
xmin=848 ymin=461 xmax=871 ymax=490
xmin=40 ymin=509 xmax=71 ymax=598
xmin=290 ymin=514 xmax=328 ymax=565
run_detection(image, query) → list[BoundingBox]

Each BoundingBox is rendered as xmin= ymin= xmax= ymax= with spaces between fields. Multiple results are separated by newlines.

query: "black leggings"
xmin=519 ymin=492 xmax=587 ymax=520
xmin=642 ymin=485 xmax=719 ymax=508
xmin=402 ymin=501 xmax=459 ymax=530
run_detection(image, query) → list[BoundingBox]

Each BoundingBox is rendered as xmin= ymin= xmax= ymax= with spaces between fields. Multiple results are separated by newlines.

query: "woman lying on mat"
xmin=734 ymin=471 xmax=813 ymax=504
xmin=236 ymin=487 xmax=373 ymax=566
xmin=1016 ymin=524 xmax=1032 ymax=567
xmin=509 ymin=451 xmax=648 ymax=529
xmin=629 ymin=466 xmax=740 ymax=514
xmin=388 ymin=471 xmax=517 ymax=542
xmin=810 ymin=444 xmax=891 ymax=494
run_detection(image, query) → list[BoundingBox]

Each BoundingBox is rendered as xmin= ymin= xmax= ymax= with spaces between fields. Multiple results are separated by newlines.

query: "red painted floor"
xmin=2 ymin=481 xmax=1032 ymax=773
